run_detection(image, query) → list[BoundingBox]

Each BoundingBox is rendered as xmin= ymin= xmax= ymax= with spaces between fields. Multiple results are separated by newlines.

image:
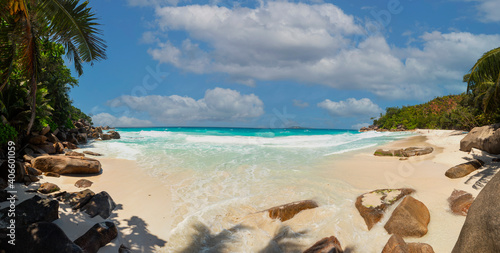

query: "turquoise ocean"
xmin=82 ymin=127 xmax=413 ymax=252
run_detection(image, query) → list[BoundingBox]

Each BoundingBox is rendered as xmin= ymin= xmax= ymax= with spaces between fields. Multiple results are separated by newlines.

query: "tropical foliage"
xmin=0 ymin=0 xmax=106 ymax=134
xmin=465 ymin=47 xmax=500 ymax=121
xmin=373 ymin=95 xmax=479 ymax=130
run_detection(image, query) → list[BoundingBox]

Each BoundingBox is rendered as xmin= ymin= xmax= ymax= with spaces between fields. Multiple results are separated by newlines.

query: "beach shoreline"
xmin=5 ymin=129 xmax=497 ymax=252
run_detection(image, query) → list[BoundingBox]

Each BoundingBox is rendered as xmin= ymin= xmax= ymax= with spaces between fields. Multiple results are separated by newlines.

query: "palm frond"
xmin=40 ymin=0 xmax=106 ymax=76
xmin=467 ymin=47 xmax=500 ymax=93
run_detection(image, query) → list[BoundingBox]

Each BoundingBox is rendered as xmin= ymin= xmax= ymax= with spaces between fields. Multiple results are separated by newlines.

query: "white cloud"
xmin=318 ymin=98 xmax=383 ymax=117
xmin=127 ymin=0 xmax=179 ymax=7
xmin=144 ymin=2 xmax=500 ymax=100
xmin=472 ymin=0 xmax=500 ymax=23
xmin=92 ymin=113 xmax=153 ymax=127
xmin=107 ymin=87 xmax=264 ymax=124
xmin=293 ymin=99 xmax=309 ymax=108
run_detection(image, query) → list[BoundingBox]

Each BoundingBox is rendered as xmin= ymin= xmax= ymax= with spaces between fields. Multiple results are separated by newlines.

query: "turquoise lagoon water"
xmin=82 ymin=127 xmax=413 ymax=252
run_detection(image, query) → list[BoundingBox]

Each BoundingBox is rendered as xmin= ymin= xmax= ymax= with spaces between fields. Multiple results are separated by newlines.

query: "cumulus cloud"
xmin=318 ymin=98 xmax=383 ymax=117
xmin=471 ymin=0 xmax=500 ymax=23
xmin=107 ymin=87 xmax=264 ymax=124
xmin=293 ymin=99 xmax=309 ymax=108
xmin=92 ymin=113 xmax=153 ymax=127
xmin=143 ymin=2 xmax=500 ymax=100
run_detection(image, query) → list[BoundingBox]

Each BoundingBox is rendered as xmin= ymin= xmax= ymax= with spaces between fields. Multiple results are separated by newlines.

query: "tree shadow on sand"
xmin=176 ymin=223 xmax=250 ymax=253
xmin=116 ymin=215 xmax=167 ymax=252
xmin=465 ymin=163 xmax=500 ymax=190
xmin=258 ymin=225 xmax=308 ymax=253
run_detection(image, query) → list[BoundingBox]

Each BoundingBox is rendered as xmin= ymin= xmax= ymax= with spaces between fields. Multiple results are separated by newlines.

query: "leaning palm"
xmin=0 ymin=0 xmax=106 ymax=134
xmin=466 ymin=47 xmax=500 ymax=114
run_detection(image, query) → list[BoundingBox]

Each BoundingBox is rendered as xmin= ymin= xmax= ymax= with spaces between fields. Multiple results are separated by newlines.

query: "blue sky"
xmin=70 ymin=0 xmax=500 ymax=129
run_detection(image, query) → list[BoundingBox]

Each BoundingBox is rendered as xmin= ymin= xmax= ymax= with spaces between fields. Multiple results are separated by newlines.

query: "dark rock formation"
xmin=81 ymin=191 xmax=116 ymax=219
xmin=74 ymin=221 xmax=118 ymax=253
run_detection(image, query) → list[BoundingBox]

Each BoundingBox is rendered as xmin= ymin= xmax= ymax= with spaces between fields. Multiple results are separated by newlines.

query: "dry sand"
xmin=3 ymin=129 xmax=500 ymax=252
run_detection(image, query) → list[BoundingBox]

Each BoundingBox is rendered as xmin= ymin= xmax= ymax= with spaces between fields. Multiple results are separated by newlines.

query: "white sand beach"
xmin=4 ymin=129 xmax=499 ymax=252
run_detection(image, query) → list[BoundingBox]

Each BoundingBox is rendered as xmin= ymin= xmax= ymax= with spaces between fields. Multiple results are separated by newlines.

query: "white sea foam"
xmin=85 ymin=128 xmax=414 ymax=252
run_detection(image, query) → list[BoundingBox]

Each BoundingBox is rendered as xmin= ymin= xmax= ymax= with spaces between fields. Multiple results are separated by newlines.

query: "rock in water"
xmin=452 ymin=169 xmax=500 ymax=252
xmin=445 ymin=159 xmax=484 ymax=179
xmin=74 ymin=221 xmax=118 ymax=253
xmin=31 ymin=156 xmax=101 ymax=174
xmin=101 ymin=134 xmax=111 ymax=140
xmin=303 ymin=236 xmax=343 ymax=253
xmin=0 ymin=222 xmax=83 ymax=253
xmin=355 ymin=188 xmax=415 ymax=230
xmin=75 ymin=179 xmax=93 ymax=188
xmin=382 ymin=235 xmax=408 ymax=253
xmin=108 ymin=130 xmax=121 ymax=139
xmin=0 ymin=195 xmax=58 ymax=227
xmin=81 ymin=191 xmax=116 ymax=219
xmin=460 ymin=123 xmax=500 ymax=154
xmin=448 ymin=190 xmax=474 ymax=216
xmin=384 ymin=196 xmax=430 ymax=237
xmin=266 ymin=200 xmax=318 ymax=222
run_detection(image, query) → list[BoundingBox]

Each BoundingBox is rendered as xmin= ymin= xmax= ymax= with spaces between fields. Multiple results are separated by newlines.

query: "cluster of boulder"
xmin=0 ymin=170 xmax=124 ymax=252
xmin=0 ymin=119 xmax=127 ymax=252
xmin=360 ymin=124 xmax=408 ymax=132
xmin=22 ymin=119 xmax=119 ymax=162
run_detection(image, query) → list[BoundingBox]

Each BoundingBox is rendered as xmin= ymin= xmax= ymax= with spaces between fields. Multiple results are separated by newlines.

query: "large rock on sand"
xmin=265 ymin=200 xmax=318 ymax=222
xmin=81 ymin=191 xmax=116 ymax=219
xmin=74 ymin=221 xmax=118 ymax=253
xmin=374 ymin=147 xmax=433 ymax=157
xmin=0 ymin=195 xmax=59 ymax=227
xmin=31 ymin=156 xmax=101 ymax=174
xmin=303 ymin=236 xmax=343 ymax=253
xmin=57 ymin=189 xmax=95 ymax=210
xmin=0 ymin=222 xmax=83 ymax=253
xmin=382 ymin=235 xmax=435 ymax=253
xmin=448 ymin=190 xmax=474 ymax=216
xmin=445 ymin=159 xmax=484 ymax=179
xmin=460 ymin=123 xmax=500 ymax=154
xmin=355 ymin=188 xmax=415 ymax=230
xmin=452 ymin=170 xmax=500 ymax=252
xmin=384 ymin=196 xmax=430 ymax=237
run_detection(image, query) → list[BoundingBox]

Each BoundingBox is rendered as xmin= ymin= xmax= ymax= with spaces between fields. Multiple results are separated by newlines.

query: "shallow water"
xmin=82 ymin=127 xmax=414 ymax=252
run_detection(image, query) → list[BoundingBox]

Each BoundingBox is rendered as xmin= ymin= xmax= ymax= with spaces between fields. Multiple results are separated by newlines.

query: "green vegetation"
xmin=375 ymin=47 xmax=500 ymax=131
xmin=374 ymin=95 xmax=479 ymax=130
xmin=1 ymin=0 xmax=106 ymax=135
xmin=0 ymin=0 xmax=106 ymax=143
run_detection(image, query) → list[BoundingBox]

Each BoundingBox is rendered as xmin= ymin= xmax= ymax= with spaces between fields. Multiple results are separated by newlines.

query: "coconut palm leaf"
xmin=467 ymin=47 xmax=500 ymax=114
xmin=39 ymin=0 xmax=106 ymax=75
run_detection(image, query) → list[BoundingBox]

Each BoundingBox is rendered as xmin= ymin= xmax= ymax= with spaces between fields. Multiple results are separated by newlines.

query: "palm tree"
xmin=0 ymin=0 xmax=106 ymax=134
xmin=465 ymin=47 xmax=500 ymax=115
